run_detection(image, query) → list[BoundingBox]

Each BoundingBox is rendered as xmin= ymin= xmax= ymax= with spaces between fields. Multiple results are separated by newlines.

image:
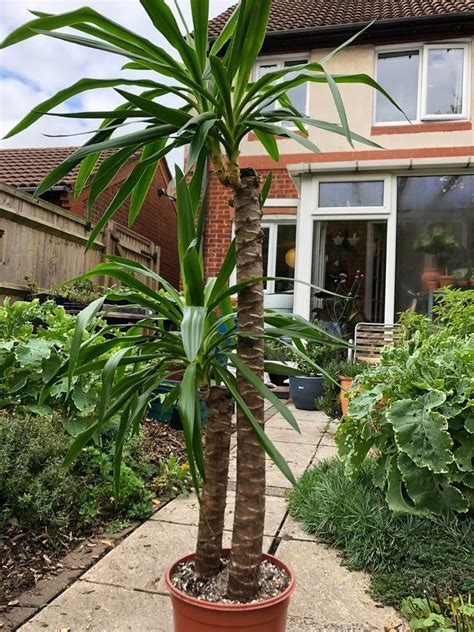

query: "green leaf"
xmin=186 ymin=117 xmax=217 ymax=173
xmin=181 ymin=306 xmax=207 ymax=362
xmin=128 ymin=142 xmax=164 ymax=226
xmin=190 ymin=0 xmax=209 ymax=70
xmin=386 ymin=457 xmax=427 ymax=516
xmin=259 ymin=171 xmax=272 ymax=209
xmin=227 ymin=353 xmax=301 ymax=433
xmin=210 ymin=4 xmax=239 ymax=56
xmin=15 ymin=338 xmax=52 ymax=369
xmin=177 ymin=362 xmax=203 ymax=494
xmin=389 ymin=391 xmax=454 ymax=473
xmin=115 ymin=89 xmax=190 ymax=127
xmin=398 ymin=452 xmax=469 ymax=514
xmin=68 ymin=296 xmax=106 ymax=391
xmin=254 ymin=129 xmax=279 ymax=161
xmin=206 ymin=240 xmax=236 ymax=307
xmin=140 ymin=0 xmax=201 ymax=81
xmin=214 ymin=363 xmax=296 ymax=485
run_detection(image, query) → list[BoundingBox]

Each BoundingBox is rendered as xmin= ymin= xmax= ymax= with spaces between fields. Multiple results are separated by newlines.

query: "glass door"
xmin=311 ymin=219 xmax=387 ymax=334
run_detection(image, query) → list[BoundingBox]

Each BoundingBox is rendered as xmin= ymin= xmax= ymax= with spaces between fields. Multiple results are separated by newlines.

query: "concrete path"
xmin=19 ymin=404 xmax=405 ymax=631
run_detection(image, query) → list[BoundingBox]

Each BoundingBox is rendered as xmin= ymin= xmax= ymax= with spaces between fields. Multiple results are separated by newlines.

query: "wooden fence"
xmin=0 ymin=183 xmax=160 ymax=301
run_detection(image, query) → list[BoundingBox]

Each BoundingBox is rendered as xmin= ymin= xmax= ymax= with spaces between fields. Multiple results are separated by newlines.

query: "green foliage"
xmin=336 ymin=289 xmax=474 ymax=516
xmin=317 ymin=359 xmax=367 ymax=419
xmin=52 ymin=279 xmax=103 ymax=304
xmin=402 ymin=594 xmax=474 ymax=631
xmin=58 ymin=173 xmax=343 ymax=499
xmin=154 ymin=455 xmax=193 ymax=498
xmin=0 ymin=299 xmax=106 ymax=416
xmin=0 ymin=412 xmax=152 ymax=535
xmin=287 ymin=458 xmax=474 ymax=609
xmin=0 ymin=1 xmax=399 ymax=238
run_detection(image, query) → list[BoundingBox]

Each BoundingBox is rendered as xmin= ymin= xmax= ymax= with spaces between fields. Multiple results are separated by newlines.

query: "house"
xmin=206 ymin=0 xmax=474 ymax=325
xmin=0 ymin=147 xmax=179 ymax=296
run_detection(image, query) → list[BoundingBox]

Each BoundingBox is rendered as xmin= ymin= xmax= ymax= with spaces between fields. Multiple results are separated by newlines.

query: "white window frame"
xmin=314 ymin=173 xmax=391 ymax=216
xmin=254 ymin=53 xmax=310 ymax=124
xmin=262 ymin=216 xmax=297 ymax=294
xmin=373 ymin=41 xmax=470 ymax=125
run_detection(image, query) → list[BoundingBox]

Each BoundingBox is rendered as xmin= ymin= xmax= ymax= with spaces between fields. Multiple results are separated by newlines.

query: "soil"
xmin=170 ymin=557 xmax=290 ymax=604
xmin=1 ymin=418 xmax=186 ymax=608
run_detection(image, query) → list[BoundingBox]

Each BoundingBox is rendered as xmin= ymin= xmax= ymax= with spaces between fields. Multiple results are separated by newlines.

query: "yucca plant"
xmin=43 ymin=169 xmax=344 ymax=589
xmin=2 ymin=0 xmax=401 ymax=600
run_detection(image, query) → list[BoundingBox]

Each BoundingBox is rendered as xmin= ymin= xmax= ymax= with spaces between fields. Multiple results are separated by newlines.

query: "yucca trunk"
xmin=227 ymin=168 xmax=266 ymax=601
xmin=195 ymin=385 xmax=233 ymax=578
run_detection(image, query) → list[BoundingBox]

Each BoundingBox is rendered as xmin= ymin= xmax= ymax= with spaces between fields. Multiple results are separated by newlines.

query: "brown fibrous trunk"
xmin=226 ymin=168 xmax=266 ymax=601
xmin=194 ymin=385 xmax=233 ymax=579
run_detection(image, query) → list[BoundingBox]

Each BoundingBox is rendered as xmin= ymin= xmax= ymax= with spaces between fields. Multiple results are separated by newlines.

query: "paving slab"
xmin=266 ymin=425 xmax=323 ymax=445
xmin=279 ymin=514 xmax=318 ymax=542
xmin=151 ymin=490 xmax=288 ymax=537
xmin=312 ymin=444 xmax=339 ymax=463
xmin=19 ymin=583 xmax=173 ymax=632
xmin=277 ymin=539 xmax=404 ymax=630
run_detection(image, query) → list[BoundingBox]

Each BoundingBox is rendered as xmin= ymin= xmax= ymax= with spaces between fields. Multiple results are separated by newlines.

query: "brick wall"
xmin=59 ymin=160 xmax=179 ymax=287
xmin=204 ymin=167 xmax=298 ymax=278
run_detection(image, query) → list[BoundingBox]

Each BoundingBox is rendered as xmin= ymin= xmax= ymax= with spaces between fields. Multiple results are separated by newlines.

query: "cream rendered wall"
xmin=238 ymin=37 xmax=474 ymax=157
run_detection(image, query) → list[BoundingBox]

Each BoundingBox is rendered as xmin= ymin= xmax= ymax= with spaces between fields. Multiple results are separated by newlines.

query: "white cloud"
xmin=0 ymin=0 xmax=235 ymax=165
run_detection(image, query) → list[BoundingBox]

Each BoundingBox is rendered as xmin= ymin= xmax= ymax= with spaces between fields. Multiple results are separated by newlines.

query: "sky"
xmin=0 ymin=0 xmax=236 ymax=169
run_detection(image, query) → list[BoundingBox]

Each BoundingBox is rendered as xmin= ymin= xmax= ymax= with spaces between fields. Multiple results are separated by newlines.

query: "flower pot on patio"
xmin=289 ymin=375 xmax=324 ymax=410
xmin=339 ymin=376 xmax=354 ymax=416
xmin=165 ymin=550 xmax=296 ymax=632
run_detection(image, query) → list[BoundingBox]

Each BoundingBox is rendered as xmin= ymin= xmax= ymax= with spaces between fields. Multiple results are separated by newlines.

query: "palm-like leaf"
xmin=1 ymin=1 xmax=404 ymax=229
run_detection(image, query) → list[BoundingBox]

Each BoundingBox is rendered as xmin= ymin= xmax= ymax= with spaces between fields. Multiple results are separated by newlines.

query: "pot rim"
xmin=289 ymin=374 xmax=323 ymax=380
xmin=165 ymin=549 xmax=296 ymax=613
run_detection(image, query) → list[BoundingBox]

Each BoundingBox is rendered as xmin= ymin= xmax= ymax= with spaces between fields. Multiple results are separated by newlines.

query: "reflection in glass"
xmin=319 ymin=181 xmax=384 ymax=207
xmin=262 ymin=226 xmax=270 ymax=290
xmin=275 ymin=224 xmax=296 ymax=293
xmin=395 ymin=175 xmax=474 ymax=315
xmin=426 ymin=47 xmax=464 ymax=116
xmin=376 ymin=50 xmax=419 ymax=122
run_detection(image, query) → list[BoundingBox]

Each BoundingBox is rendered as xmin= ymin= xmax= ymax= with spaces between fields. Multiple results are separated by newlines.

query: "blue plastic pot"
xmin=289 ymin=376 xmax=325 ymax=411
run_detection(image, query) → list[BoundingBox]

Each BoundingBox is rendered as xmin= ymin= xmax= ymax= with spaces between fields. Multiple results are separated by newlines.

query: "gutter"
xmin=255 ymin=12 xmax=474 ymax=51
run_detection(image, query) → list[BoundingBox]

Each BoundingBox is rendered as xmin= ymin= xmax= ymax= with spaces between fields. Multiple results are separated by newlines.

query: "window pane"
xmin=425 ymin=47 xmax=464 ymax=116
xmin=376 ymin=50 xmax=419 ymax=122
xmin=319 ymin=181 xmax=384 ymax=207
xmin=262 ymin=226 xmax=270 ymax=289
xmin=275 ymin=224 xmax=296 ymax=293
xmin=283 ymin=60 xmax=307 ymax=116
xmin=395 ymin=175 xmax=474 ymax=315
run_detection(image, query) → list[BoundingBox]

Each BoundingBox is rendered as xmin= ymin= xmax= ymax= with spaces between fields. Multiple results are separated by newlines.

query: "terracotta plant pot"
xmin=339 ymin=376 xmax=354 ymax=416
xmin=420 ymin=267 xmax=441 ymax=291
xmin=438 ymin=275 xmax=453 ymax=288
xmin=165 ymin=550 xmax=296 ymax=632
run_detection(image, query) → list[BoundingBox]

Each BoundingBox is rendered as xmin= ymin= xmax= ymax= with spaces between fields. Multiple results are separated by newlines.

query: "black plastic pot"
xmin=289 ymin=376 xmax=325 ymax=411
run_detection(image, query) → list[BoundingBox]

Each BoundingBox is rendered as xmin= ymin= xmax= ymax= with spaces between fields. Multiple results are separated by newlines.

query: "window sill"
xmin=248 ymin=130 xmax=307 ymax=141
xmin=371 ymin=121 xmax=471 ymax=135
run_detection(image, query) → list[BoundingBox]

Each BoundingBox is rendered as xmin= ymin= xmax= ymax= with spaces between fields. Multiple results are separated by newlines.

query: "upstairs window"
xmin=255 ymin=57 xmax=308 ymax=124
xmin=375 ymin=44 xmax=469 ymax=124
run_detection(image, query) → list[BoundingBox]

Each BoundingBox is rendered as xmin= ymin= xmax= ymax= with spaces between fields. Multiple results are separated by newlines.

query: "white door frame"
xmin=293 ymin=173 xmax=396 ymax=323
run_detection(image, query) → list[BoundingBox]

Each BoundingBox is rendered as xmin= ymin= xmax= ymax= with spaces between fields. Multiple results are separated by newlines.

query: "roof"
xmin=0 ymin=147 xmax=95 ymax=189
xmin=208 ymin=0 xmax=474 ymax=38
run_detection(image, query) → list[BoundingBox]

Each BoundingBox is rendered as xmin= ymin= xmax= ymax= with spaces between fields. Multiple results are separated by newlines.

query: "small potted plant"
xmin=289 ymin=338 xmax=337 ymax=411
xmin=413 ymin=225 xmax=460 ymax=290
xmin=337 ymin=360 xmax=368 ymax=416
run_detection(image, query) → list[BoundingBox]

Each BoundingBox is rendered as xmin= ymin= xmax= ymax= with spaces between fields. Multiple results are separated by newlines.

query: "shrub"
xmin=287 ymin=458 xmax=474 ymax=609
xmin=336 ymin=289 xmax=474 ymax=516
xmin=402 ymin=594 xmax=474 ymax=631
xmin=0 ymin=412 xmax=152 ymax=535
xmin=0 ymin=299 xmax=109 ymax=416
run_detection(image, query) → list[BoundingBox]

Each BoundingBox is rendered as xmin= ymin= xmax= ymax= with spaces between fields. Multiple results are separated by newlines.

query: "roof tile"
xmin=209 ymin=0 xmax=473 ymax=37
